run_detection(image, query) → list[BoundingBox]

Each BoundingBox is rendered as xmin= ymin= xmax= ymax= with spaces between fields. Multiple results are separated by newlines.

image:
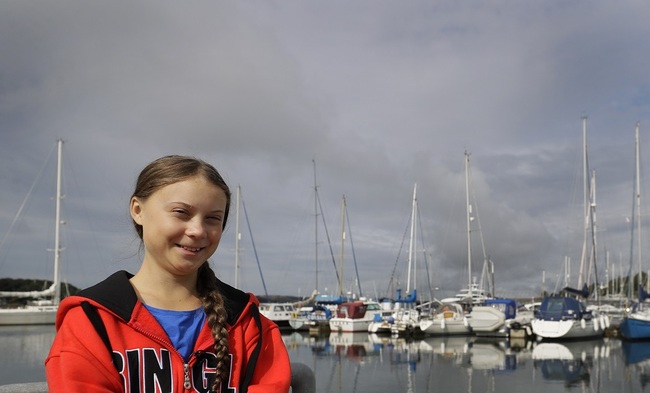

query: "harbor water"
xmin=2 ymin=325 xmax=650 ymax=392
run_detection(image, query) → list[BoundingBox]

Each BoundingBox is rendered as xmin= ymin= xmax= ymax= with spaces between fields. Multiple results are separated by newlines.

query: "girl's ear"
xmin=130 ymin=197 xmax=143 ymax=225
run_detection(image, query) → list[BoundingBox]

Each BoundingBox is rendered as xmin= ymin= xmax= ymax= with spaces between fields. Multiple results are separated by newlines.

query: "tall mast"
xmin=465 ymin=151 xmax=473 ymax=306
xmin=589 ymin=169 xmax=598 ymax=298
xmin=234 ymin=184 xmax=241 ymax=288
xmin=406 ymin=183 xmax=417 ymax=294
xmin=636 ymin=122 xmax=642 ymax=290
xmin=338 ymin=195 xmax=346 ymax=297
xmin=53 ymin=139 xmax=63 ymax=306
xmin=313 ymin=160 xmax=319 ymax=292
xmin=627 ymin=123 xmax=642 ymax=300
xmin=578 ymin=116 xmax=588 ymax=288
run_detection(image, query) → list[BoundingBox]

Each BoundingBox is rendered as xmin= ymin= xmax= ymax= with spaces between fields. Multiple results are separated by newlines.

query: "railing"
xmin=0 ymin=362 xmax=315 ymax=393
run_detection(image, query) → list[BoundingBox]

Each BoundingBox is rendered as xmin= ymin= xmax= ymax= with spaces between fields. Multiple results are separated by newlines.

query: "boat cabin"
xmin=536 ymin=296 xmax=590 ymax=321
xmin=336 ymin=302 xmax=367 ymax=319
xmin=484 ymin=299 xmax=517 ymax=319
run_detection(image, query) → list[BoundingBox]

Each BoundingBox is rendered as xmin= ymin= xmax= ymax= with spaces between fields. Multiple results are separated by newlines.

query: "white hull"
xmin=467 ymin=306 xmax=506 ymax=333
xmin=329 ymin=317 xmax=374 ymax=333
xmin=288 ymin=318 xmax=309 ymax=331
xmin=367 ymin=320 xmax=393 ymax=335
xmin=419 ymin=316 xmax=471 ymax=336
xmin=0 ymin=306 xmax=57 ymax=325
xmin=531 ymin=318 xmax=603 ymax=339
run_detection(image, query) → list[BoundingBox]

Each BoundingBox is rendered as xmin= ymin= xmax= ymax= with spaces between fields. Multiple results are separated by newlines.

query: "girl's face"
xmin=130 ymin=176 xmax=228 ymax=276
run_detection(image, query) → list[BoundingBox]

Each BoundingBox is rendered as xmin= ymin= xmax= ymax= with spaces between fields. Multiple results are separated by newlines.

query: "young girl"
xmin=46 ymin=155 xmax=291 ymax=392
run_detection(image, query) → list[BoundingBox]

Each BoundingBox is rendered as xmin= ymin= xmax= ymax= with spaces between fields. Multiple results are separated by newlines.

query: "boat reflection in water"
xmin=281 ymin=331 xmax=624 ymax=393
xmin=531 ymin=338 xmax=615 ymax=388
xmin=0 ymin=325 xmax=56 ymax=384
xmin=623 ymin=340 xmax=650 ymax=388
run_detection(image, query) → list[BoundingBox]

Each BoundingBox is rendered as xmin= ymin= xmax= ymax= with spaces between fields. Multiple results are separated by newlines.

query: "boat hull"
xmin=329 ymin=317 xmax=373 ymax=333
xmin=419 ymin=317 xmax=471 ymax=336
xmin=531 ymin=318 xmax=602 ymax=340
xmin=468 ymin=306 xmax=506 ymax=333
xmin=0 ymin=307 xmax=57 ymax=326
xmin=619 ymin=315 xmax=650 ymax=340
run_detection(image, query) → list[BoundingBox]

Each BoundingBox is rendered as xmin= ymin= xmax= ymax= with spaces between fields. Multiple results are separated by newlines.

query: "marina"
xmin=4 ymin=324 xmax=650 ymax=392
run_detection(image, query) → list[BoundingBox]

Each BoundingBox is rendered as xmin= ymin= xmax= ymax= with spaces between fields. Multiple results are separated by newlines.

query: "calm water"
xmin=2 ymin=325 xmax=650 ymax=392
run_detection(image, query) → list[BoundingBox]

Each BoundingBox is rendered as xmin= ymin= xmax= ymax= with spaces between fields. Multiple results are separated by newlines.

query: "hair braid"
xmin=197 ymin=262 xmax=230 ymax=392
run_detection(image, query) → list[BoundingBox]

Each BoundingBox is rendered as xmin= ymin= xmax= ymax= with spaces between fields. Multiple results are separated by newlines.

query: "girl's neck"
xmin=130 ymin=267 xmax=202 ymax=311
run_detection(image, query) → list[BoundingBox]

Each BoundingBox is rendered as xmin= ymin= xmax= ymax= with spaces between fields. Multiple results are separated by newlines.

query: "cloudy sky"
xmin=1 ymin=1 xmax=649 ymax=301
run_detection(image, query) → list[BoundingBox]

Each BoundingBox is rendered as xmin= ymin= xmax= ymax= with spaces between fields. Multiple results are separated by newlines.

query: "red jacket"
xmin=45 ymin=271 xmax=291 ymax=393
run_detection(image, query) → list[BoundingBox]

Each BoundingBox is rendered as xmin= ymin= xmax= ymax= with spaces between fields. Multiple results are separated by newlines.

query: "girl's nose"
xmin=186 ymin=218 xmax=207 ymax=237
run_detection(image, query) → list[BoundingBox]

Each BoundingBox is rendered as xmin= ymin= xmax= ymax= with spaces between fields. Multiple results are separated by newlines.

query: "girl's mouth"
xmin=179 ymin=245 xmax=203 ymax=252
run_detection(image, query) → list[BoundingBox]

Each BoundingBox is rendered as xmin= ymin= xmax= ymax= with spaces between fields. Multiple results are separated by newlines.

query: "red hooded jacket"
xmin=45 ymin=271 xmax=291 ymax=392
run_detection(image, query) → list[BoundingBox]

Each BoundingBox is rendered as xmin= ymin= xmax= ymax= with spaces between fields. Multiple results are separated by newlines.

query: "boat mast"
xmin=313 ymin=159 xmax=319 ymax=292
xmin=589 ymin=169 xmax=599 ymax=300
xmin=338 ymin=195 xmax=346 ymax=297
xmin=53 ymin=139 xmax=63 ymax=306
xmin=406 ymin=183 xmax=417 ymax=294
xmin=465 ymin=151 xmax=473 ymax=306
xmin=578 ymin=116 xmax=588 ymax=289
xmin=234 ymin=184 xmax=241 ymax=288
xmin=634 ymin=122 xmax=643 ymax=287
xmin=627 ymin=123 xmax=642 ymax=301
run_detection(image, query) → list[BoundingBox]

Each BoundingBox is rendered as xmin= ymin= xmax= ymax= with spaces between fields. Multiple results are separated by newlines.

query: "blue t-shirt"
xmin=144 ymin=304 xmax=206 ymax=362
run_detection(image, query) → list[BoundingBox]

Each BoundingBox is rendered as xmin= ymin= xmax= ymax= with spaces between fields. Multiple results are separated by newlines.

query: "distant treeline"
xmin=0 ymin=278 xmax=303 ymax=305
xmin=256 ymin=294 xmax=305 ymax=303
xmin=0 ymin=277 xmax=81 ymax=300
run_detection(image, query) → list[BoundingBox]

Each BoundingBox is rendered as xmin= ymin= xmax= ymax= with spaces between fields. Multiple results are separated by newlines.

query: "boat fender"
xmin=525 ymin=326 xmax=532 ymax=336
xmin=580 ymin=318 xmax=586 ymax=329
xmin=440 ymin=318 xmax=446 ymax=329
xmin=603 ymin=315 xmax=610 ymax=328
xmin=593 ymin=317 xmax=599 ymax=331
xmin=463 ymin=317 xmax=469 ymax=327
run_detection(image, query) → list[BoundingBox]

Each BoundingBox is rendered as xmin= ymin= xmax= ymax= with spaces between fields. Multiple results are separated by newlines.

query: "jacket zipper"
xmin=132 ymin=324 xmax=195 ymax=391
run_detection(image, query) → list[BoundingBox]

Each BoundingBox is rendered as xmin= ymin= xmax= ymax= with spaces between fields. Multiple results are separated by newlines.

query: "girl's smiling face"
xmin=130 ymin=175 xmax=228 ymax=276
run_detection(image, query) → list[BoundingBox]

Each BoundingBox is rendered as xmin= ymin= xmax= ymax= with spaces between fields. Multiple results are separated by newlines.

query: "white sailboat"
xmin=441 ymin=151 xmax=494 ymax=306
xmin=0 ymin=139 xmax=64 ymax=325
xmin=368 ymin=183 xmax=421 ymax=336
xmin=420 ymin=152 xmax=483 ymax=336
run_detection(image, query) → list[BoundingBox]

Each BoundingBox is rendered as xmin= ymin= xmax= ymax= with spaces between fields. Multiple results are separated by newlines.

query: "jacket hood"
xmin=57 ymin=270 xmax=254 ymax=327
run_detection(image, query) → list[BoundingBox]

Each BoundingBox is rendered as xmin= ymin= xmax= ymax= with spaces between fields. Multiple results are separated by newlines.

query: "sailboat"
xmin=531 ymin=117 xmax=606 ymax=340
xmin=368 ymin=184 xmax=421 ymax=336
xmin=420 ymin=153 xmax=483 ymax=336
xmin=618 ymin=122 xmax=650 ymax=340
xmin=440 ymin=151 xmax=494 ymax=306
xmin=329 ymin=195 xmax=380 ymax=333
xmin=0 ymin=139 xmax=64 ymax=325
xmin=290 ymin=161 xmax=347 ymax=334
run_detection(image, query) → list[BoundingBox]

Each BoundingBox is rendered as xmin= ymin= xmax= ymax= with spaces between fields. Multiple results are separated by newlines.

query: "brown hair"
xmin=131 ymin=155 xmax=231 ymax=391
